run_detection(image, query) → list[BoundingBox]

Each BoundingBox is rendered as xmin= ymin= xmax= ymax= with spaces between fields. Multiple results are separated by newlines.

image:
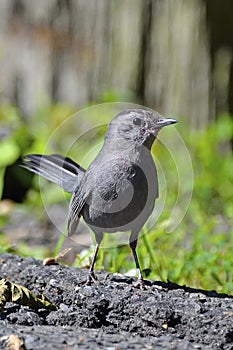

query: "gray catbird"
xmin=22 ymin=109 xmax=177 ymax=286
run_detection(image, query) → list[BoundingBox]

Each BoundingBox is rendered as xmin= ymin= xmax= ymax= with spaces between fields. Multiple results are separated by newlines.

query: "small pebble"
xmin=59 ymin=303 xmax=69 ymax=312
xmin=82 ymin=285 xmax=94 ymax=297
xmin=48 ymin=279 xmax=60 ymax=287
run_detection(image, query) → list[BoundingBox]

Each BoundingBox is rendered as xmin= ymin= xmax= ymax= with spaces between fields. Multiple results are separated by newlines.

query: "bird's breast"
xmin=81 ymin=154 xmax=158 ymax=232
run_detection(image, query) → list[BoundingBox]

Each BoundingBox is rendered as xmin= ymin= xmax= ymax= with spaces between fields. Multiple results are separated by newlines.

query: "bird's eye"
xmin=133 ymin=117 xmax=142 ymax=126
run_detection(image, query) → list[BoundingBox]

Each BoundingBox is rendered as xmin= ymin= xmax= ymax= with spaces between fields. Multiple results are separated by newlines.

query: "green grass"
xmin=0 ymin=103 xmax=232 ymax=294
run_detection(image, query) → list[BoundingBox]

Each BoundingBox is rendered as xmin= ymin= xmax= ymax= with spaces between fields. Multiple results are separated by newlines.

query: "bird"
xmin=22 ymin=109 xmax=177 ymax=287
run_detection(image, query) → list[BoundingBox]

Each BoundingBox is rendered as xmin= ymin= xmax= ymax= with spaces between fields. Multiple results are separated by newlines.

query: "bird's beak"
xmin=149 ymin=117 xmax=177 ymax=136
xmin=156 ymin=118 xmax=178 ymax=127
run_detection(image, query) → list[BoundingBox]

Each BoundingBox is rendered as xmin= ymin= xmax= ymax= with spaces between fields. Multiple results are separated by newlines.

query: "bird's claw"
xmin=85 ymin=272 xmax=99 ymax=285
xmin=133 ymin=278 xmax=147 ymax=290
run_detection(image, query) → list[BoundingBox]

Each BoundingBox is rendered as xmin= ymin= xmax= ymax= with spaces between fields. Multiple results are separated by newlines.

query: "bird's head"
xmin=105 ymin=109 xmax=177 ymax=149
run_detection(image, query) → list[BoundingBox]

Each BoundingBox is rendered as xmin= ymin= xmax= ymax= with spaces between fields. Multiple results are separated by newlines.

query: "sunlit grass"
xmin=0 ymin=104 xmax=233 ymax=294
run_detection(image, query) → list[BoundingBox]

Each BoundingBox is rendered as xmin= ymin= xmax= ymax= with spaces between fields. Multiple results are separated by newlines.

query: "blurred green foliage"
xmin=0 ymin=103 xmax=233 ymax=294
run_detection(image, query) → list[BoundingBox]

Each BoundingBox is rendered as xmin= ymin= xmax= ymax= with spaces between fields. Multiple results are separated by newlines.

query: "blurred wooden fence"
xmin=0 ymin=0 xmax=230 ymax=128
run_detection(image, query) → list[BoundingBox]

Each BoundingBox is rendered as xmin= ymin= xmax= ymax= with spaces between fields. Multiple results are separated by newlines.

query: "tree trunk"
xmin=0 ymin=0 xmax=216 ymax=127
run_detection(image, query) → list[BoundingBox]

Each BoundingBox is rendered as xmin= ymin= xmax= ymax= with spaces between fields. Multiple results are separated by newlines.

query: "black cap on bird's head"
xmin=105 ymin=109 xmax=177 ymax=149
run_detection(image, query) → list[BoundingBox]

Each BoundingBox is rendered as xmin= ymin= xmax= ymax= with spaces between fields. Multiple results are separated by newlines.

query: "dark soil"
xmin=1 ymin=254 xmax=233 ymax=349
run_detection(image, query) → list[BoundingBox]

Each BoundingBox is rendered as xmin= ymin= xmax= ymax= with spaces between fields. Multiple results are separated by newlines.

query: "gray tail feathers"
xmin=22 ymin=154 xmax=85 ymax=193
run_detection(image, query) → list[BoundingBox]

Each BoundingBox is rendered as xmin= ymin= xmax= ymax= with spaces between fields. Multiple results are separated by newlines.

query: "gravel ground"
xmin=1 ymin=254 xmax=233 ymax=349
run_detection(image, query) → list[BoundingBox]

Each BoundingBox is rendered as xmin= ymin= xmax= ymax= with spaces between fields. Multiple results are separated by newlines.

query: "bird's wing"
xmin=87 ymin=160 xmax=135 ymax=219
xmin=67 ymin=182 xmax=90 ymax=236
xmin=22 ymin=154 xmax=85 ymax=193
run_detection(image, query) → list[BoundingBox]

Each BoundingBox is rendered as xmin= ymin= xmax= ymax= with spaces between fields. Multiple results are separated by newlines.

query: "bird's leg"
xmin=86 ymin=243 xmax=100 ymax=284
xmin=129 ymin=233 xmax=145 ymax=289
xmin=86 ymin=232 xmax=103 ymax=285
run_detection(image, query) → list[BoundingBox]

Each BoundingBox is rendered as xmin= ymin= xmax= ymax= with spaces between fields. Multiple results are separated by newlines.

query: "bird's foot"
xmin=85 ymin=272 xmax=99 ymax=285
xmin=133 ymin=277 xmax=146 ymax=290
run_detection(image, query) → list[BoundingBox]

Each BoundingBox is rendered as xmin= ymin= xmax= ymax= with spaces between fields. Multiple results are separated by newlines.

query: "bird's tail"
xmin=21 ymin=154 xmax=85 ymax=193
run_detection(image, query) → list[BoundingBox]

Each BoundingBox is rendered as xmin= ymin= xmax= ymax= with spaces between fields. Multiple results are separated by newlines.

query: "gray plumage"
xmin=22 ymin=154 xmax=85 ymax=193
xmin=22 ymin=109 xmax=177 ymax=287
